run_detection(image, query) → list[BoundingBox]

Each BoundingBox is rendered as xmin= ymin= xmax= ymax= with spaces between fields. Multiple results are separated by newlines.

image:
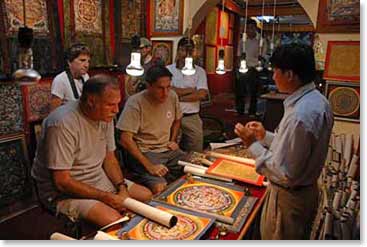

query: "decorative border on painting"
xmin=325 ymin=81 xmax=360 ymax=123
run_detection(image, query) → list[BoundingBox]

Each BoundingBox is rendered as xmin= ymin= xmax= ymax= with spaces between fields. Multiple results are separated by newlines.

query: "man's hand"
xmin=102 ymin=193 xmax=128 ymax=212
xmin=167 ymin=141 xmax=179 ymax=151
xmin=245 ymin=121 xmax=266 ymax=141
xmin=146 ymin=164 xmax=169 ymax=177
xmin=234 ymin=123 xmax=257 ymax=147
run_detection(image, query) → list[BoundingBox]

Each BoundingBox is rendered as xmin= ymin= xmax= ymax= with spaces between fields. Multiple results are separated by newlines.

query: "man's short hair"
xmin=80 ymin=74 xmax=119 ymax=102
xmin=177 ymin=37 xmax=194 ymax=49
xmin=140 ymin=37 xmax=152 ymax=48
xmin=270 ymin=43 xmax=316 ymax=85
xmin=145 ymin=65 xmax=172 ymax=85
xmin=65 ymin=43 xmax=91 ymax=62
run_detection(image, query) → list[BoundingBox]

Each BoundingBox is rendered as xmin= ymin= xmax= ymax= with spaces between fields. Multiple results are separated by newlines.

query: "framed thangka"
xmin=205 ymin=46 xmax=216 ymax=74
xmin=120 ymin=0 xmax=145 ymax=41
xmin=150 ymin=0 xmax=183 ymax=36
xmin=317 ymin=0 xmax=359 ymax=33
xmin=0 ymin=134 xmax=32 ymax=207
xmin=152 ymin=40 xmax=173 ymax=65
xmin=117 ymin=201 xmax=215 ymax=240
xmin=205 ymin=8 xmax=218 ymax=46
xmin=0 ymin=83 xmax=24 ymax=137
xmin=325 ymin=81 xmax=360 ymax=122
xmin=323 ymin=41 xmax=360 ymax=83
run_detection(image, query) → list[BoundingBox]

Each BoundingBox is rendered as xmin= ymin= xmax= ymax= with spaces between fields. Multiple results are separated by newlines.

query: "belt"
xmin=183 ymin=112 xmax=199 ymax=117
xmin=270 ymin=181 xmax=316 ymax=191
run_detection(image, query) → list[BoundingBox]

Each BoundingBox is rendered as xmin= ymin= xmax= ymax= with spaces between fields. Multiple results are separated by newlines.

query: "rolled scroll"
xmin=343 ymin=134 xmax=353 ymax=165
xmin=94 ymin=231 xmax=117 ymax=240
xmin=332 ymin=190 xmax=342 ymax=210
xmin=347 ymin=154 xmax=359 ymax=179
xmin=50 ymin=232 xmax=76 ymax=240
xmin=207 ymin=151 xmax=255 ymax=165
xmin=122 ymin=198 xmax=177 ymax=228
xmin=178 ymin=160 xmax=207 ymax=170
xmin=183 ymin=165 xmax=232 ymax=182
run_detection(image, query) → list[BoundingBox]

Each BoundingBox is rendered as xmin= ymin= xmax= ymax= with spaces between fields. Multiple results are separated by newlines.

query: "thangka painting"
xmin=224 ymin=46 xmax=233 ymax=71
xmin=2 ymin=0 xmax=49 ymax=36
xmin=325 ymin=81 xmax=360 ymax=122
xmin=207 ymin=158 xmax=265 ymax=186
xmin=317 ymin=0 xmax=359 ymax=33
xmin=155 ymin=177 xmax=256 ymax=231
xmin=205 ymin=8 xmax=218 ymax=46
xmin=219 ymin=10 xmax=229 ymax=40
xmin=117 ymin=201 xmax=215 ymax=240
xmin=323 ymin=41 xmax=360 ymax=83
xmin=66 ymin=0 xmax=110 ymax=66
xmin=21 ymin=81 xmax=52 ymax=122
xmin=0 ymin=83 xmax=24 ymax=137
xmin=281 ymin=32 xmax=313 ymax=46
xmin=121 ymin=0 xmax=144 ymax=41
xmin=150 ymin=0 xmax=183 ymax=36
xmin=0 ymin=134 xmax=32 ymax=207
xmin=205 ymin=46 xmax=216 ymax=74
xmin=152 ymin=40 xmax=173 ymax=65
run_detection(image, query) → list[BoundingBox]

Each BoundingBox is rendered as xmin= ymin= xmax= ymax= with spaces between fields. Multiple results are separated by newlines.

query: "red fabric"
xmin=57 ymin=0 xmax=64 ymax=43
xmin=207 ymin=72 xmax=234 ymax=95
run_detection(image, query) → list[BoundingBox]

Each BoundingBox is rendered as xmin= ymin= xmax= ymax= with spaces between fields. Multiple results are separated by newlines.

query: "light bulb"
xmin=239 ymin=59 xmax=248 ymax=73
xmin=216 ymin=58 xmax=226 ymax=75
xmin=181 ymin=57 xmax=196 ymax=76
xmin=126 ymin=52 xmax=144 ymax=76
xmin=267 ymin=62 xmax=273 ymax=71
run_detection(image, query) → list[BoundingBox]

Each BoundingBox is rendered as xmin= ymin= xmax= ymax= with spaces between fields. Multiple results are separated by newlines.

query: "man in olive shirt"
xmin=117 ymin=66 xmax=186 ymax=195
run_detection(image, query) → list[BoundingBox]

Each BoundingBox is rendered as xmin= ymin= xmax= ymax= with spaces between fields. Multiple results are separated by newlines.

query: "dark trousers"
xmin=235 ymin=67 xmax=259 ymax=115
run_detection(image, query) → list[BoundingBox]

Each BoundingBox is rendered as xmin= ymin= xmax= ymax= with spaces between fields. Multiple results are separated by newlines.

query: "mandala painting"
xmin=74 ymin=0 xmax=102 ymax=34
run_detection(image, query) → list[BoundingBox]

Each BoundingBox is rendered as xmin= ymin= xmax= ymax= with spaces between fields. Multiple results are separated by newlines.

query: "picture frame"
xmin=205 ymin=8 xmax=218 ymax=46
xmin=149 ymin=0 xmax=184 ymax=37
xmin=117 ymin=201 xmax=215 ymax=240
xmin=323 ymin=41 xmax=360 ymax=83
xmin=325 ymin=81 xmax=360 ymax=122
xmin=152 ymin=40 xmax=173 ymax=65
xmin=316 ymin=0 xmax=359 ymax=33
xmin=0 ymin=134 xmax=32 ymax=207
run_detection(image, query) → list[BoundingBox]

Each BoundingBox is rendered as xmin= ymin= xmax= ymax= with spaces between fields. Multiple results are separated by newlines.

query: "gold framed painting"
xmin=205 ymin=46 xmax=216 ymax=74
xmin=150 ymin=0 xmax=184 ymax=36
xmin=152 ymin=40 xmax=173 ymax=65
xmin=323 ymin=41 xmax=360 ymax=83
xmin=205 ymin=8 xmax=218 ymax=46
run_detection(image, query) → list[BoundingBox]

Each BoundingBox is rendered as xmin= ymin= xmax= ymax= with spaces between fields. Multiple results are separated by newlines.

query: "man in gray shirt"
xmin=117 ymin=66 xmax=186 ymax=195
xmin=32 ymin=74 xmax=152 ymax=228
xmin=235 ymin=44 xmax=334 ymax=239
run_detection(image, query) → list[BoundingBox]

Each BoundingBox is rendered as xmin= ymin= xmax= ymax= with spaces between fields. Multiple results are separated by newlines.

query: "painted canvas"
xmin=150 ymin=0 xmax=183 ymax=36
xmin=0 ymin=83 xmax=24 ymax=136
xmin=2 ymin=0 xmax=49 ymax=36
xmin=121 ymin=0 xmax=144 ymax=40
xmin=0 ymin=135 xmax=32 ymax=207
xmin=205 ymin=46 xmax=216 ymax=74
xmin=118 ymin=201 xmax=215 ymax=240
xmin=224 ymin=46 xmax=233 ymax=71
xmin=21 ymin=82 xmax=52 ymax=122
xmin=325 ymin=81 xmax=360 ymax=122
xmin=74 ymin=0 xmax=102 ymax=34
xmin=205 ymin=8 xmax=218 ymax=46
xmin=152 ymin=40 xmax=173 ymax=65
xmin=323 ymin=41 xmax=360 ymax=82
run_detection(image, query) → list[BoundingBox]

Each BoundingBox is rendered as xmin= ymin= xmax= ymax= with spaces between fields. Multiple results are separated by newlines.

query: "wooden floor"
xmin=0 ymin=93 xmax=257 ymax=240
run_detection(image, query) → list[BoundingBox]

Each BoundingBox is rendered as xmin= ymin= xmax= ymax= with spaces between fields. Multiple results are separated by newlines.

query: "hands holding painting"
xmin=234 ymin=121 xmax=266 ymax=147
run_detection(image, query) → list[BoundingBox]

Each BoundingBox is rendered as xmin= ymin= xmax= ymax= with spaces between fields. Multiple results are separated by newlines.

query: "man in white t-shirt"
xmin=50 ymin=43 xmax=91 ymax=110
xmin=167 ymin=37 xmax=209 ymax=152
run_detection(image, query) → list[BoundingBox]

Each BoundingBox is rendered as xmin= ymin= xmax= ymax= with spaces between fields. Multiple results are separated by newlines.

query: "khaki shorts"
xmin=56 ymin=179 xmax=134 ymax=222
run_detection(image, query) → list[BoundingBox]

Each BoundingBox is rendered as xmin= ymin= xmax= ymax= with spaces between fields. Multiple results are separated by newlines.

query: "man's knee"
xmin=151 ymin=183 xmax=167 ymax=195
xmin=129 ymin=184 xmax=153 ymax=202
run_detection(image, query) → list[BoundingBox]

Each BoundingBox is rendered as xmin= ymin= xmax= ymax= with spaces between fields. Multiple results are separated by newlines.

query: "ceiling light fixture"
xmin=181 ymin=0 xmax=196 ymax=76
xmin=216 ymin=0 xmax=226 ymax=75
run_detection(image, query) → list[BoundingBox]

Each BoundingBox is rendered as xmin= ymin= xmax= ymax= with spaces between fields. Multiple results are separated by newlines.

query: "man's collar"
xmin=284 ymin=82 xmax=316 ymax=108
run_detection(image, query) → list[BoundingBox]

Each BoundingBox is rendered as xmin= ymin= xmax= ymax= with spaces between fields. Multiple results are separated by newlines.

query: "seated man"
xmin=32 ymin=74 xmax=152 ymax=228
xmin=117 ymin=65 xmax=186 ymax=195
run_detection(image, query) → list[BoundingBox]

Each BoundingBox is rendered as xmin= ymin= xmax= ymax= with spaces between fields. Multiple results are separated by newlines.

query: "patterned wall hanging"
xmin=205 ymin=8 xmax=218 ymax=46
xmin=65 ymin=0 xmax=111 ymax=67
xmin=325 ymin=81 xmax=360 ymax=122
xmin=0 ymin=83 xmax=24 ymax=137
xmin=150 ymin=0 xmax=184 ymax=36
xmin=120 ymin=0 xmax=144 ymax=41
xmin=324 ymin=41 xmax=360 ymax=83
xmin=21 ymin=81 xmax=52 ymax=123
xmin=0 ymin=134 xmax=32 ymax=208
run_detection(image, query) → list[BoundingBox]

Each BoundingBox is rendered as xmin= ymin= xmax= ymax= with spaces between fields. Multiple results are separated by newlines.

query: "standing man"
xmin=235 ymin=19 xmax=265 ymax=117
xmin=167 ymin=37 xmax=208 ymax=152
xmin=125 ymin=37 xmax=163 ymax=98
xmin=32 ymin=74 xmax=152 ymax=228
xmin=50 ymin=43 xmax=91 ymax=110
xmin=235 ymin=44 xmax=334 ymax=239
xmin=117 ymin=66 xmax=186 ymax=195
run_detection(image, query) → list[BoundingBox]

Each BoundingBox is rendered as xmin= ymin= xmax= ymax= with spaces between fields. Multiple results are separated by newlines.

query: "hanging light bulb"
xmin=239 ymin=52 xmax=248 ymax=73
xmin=13 ymin=0 xmax=41 ymax=84
xmin=267 ymin=0 xmax=277 ymax=72
xmin=126 ymin=35 xmax=144 ymax=76
xmin=181 ymin=2 xmax=196 ymax=76
xmin=255 ymin=0 xmax=265 ymax=72
xmin=216 ymin=49 xmax=226 ymax=75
